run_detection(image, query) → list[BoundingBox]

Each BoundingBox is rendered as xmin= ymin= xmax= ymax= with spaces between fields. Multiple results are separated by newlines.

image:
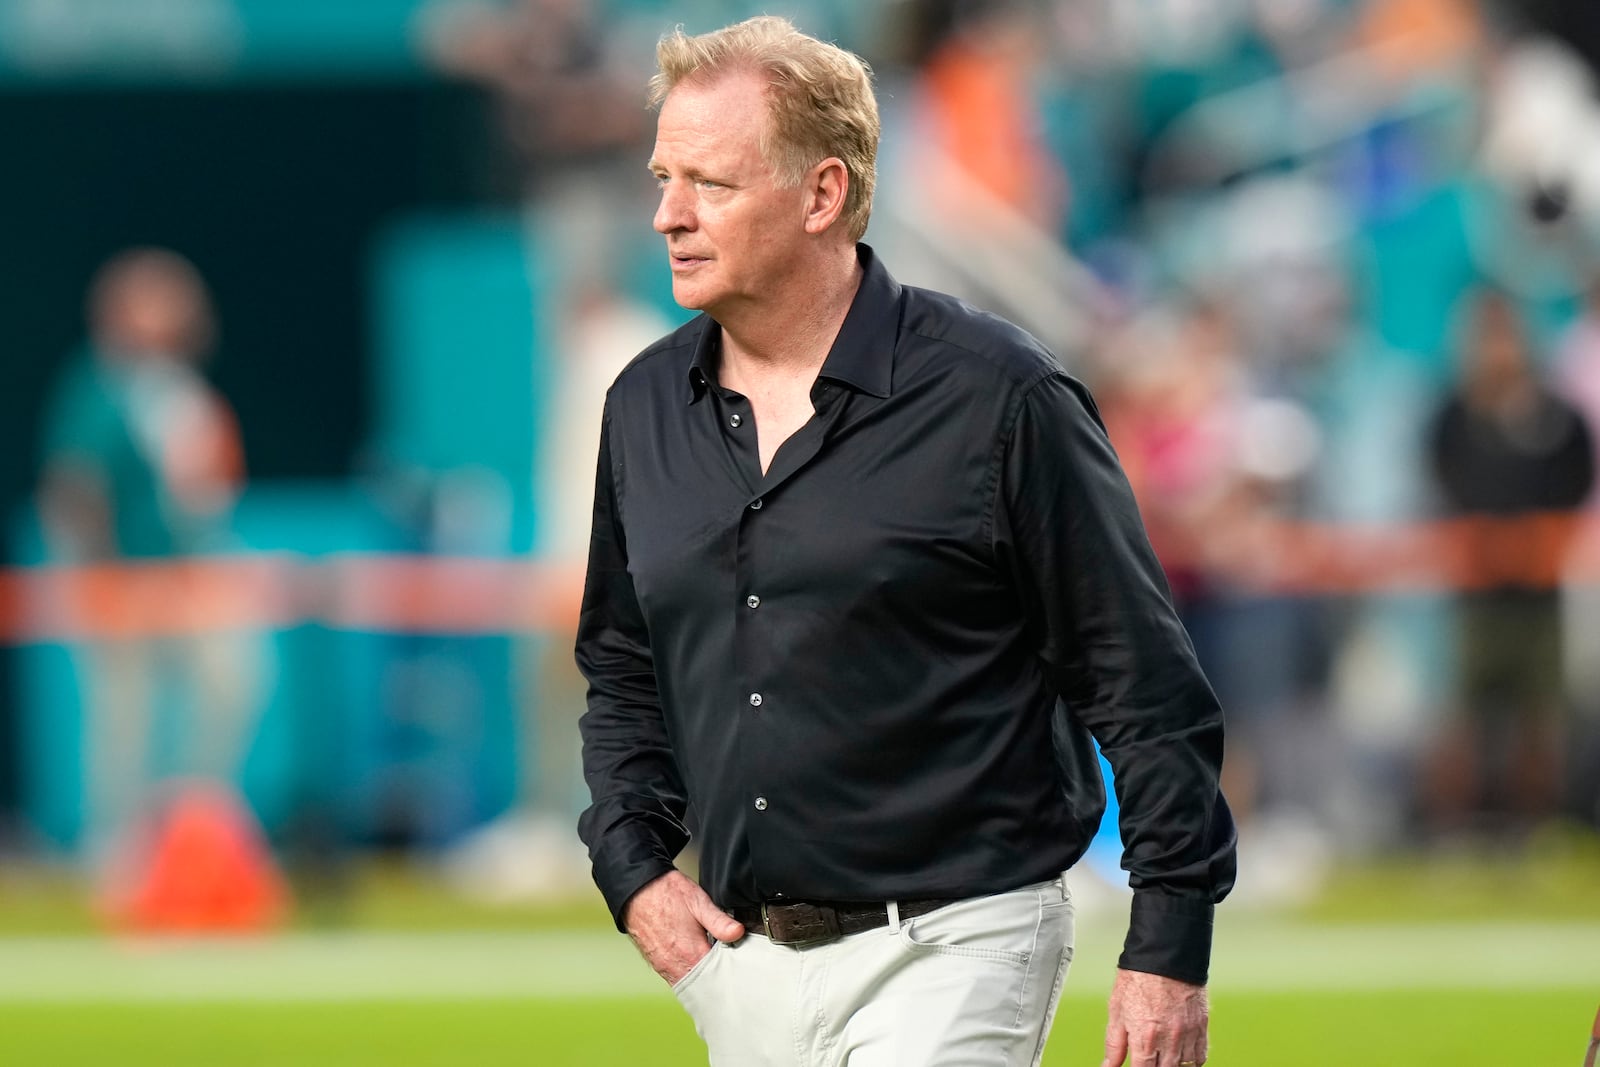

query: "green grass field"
xmin=0 ymin=990 xmax=1593 ymax=1066
xmin=1 ymin=845 xmax=1596 ymax=1065
xmin=0 ymin=919 xmax=1593 ymax=1065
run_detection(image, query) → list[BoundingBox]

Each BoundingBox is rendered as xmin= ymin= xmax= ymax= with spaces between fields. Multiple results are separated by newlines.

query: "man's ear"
xmin=802 ymin=157 xmax=849 ymax=235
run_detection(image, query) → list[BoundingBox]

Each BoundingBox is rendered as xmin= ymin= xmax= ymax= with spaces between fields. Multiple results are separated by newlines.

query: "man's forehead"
xmin=651 ymin=75 xmax=772 ymax=169
xmin=658 ymin=68 xmax=770 ymax=127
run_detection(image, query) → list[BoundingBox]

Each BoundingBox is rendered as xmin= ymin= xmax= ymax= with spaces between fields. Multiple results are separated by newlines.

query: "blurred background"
xmin=1 ymin=0 xmax=1598 ymax=1062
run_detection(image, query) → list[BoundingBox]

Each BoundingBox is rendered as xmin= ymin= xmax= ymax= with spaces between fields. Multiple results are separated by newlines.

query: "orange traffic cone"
xmin=103 ymin=779 xmax=291 ymax=933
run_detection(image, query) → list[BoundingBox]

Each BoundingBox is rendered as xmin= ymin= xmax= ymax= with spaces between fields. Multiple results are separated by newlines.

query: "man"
xmin=577 ymin=17 xmax=1234 ymax=1066
xmin=1425 ymin=289 xmax=1594 ymax=839
xmin=38 ymin=248 xmax=254 ymax=865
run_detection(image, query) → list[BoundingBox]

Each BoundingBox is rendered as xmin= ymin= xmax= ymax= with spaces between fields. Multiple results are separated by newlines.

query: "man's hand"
xmin=1100 ymin=967 xmax=1209 ymax=1067
xmin=621 ymin=870 xmax=746 ymax=985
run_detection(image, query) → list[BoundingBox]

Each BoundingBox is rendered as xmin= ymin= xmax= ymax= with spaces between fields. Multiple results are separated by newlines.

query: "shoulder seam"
xmin=979 ymin=368 xmax=1063 ymax=553
xmin=898 ymin=322 xmax=1060 ymax=390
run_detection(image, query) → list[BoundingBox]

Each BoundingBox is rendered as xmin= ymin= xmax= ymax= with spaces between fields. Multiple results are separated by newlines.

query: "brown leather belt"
xmin=728 ymin=898 xmax=955 ymax=947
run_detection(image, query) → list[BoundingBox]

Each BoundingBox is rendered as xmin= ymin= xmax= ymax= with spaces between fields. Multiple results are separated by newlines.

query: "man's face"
xmin=649 ymin=70 xmax=810 ymax=317
xmin=97 ymin=271 xmax=212 ymax=363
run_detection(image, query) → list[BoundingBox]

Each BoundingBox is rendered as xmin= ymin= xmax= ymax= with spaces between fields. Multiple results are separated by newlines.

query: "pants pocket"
xmin=895 ymin=888 xmax=1045 ymax=966
xmin=670 ymin=940 xmax=724 ymax=1000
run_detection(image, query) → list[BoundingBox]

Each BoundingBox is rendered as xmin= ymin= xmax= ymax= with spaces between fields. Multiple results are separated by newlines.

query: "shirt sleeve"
xmin=995 ymin=371 xmax=1237 ymax=985
xmin=575 ymin=400 xmax=689 ymax=931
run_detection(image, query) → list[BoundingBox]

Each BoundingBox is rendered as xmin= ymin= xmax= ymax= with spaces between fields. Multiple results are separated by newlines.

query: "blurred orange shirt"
xmin=916 ymin=37 xmax=1067 ymax=230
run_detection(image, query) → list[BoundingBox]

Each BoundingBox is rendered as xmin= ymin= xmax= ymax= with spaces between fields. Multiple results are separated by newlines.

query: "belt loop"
xmin=886 ymin=899 xmax=901 ymax=934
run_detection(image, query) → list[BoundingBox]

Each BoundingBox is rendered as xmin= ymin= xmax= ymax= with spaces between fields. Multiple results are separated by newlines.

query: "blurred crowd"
xmin=426 ymin=0 xmax=1600 ymax=885
xmin=22 ymin=0 xmax=1600 ymax=914
xmin=893 ymin=0 xmax=1600 ymax=876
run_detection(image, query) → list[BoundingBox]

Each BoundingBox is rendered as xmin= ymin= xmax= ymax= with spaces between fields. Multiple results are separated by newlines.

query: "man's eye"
xmin=698 ymin=179 xmax=721 ymax=189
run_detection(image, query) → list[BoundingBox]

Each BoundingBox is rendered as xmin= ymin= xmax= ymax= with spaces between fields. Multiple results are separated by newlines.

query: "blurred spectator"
xmin=1423 ymin=288 xmax=1595 ymax=841
xmin=903 ymin=0 xmax=1068 ymax=231
xmin=37 ymin=248 xmax=259 ymax=866
xmin=40 ymin=249 xmax=241 ymax=562
xmin=1096 ymin=298 xmax=1249 ymax=600
xmin=1097 ymin=296 xmax=1334 ymax=899
xmin=873 ymin=0 xmax=1102 ymax=360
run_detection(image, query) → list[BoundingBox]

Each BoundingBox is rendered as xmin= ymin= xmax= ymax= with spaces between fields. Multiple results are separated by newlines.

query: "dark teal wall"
xmin=0 ymin=79 xmax=508 ymax=816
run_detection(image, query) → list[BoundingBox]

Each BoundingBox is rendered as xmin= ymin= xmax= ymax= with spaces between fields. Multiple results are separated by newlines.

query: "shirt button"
xmin=746 ymin=594 xmax=760 ymax=609
xmin=749 ymin=692 xmax=763 ymax=707
xmin=754 ymin=797 xmax=768 ymax=811
xmin=750 ymin=498 xmax=763 ymax=510
xmin=729 ymin=413 xmax=743 ymax=428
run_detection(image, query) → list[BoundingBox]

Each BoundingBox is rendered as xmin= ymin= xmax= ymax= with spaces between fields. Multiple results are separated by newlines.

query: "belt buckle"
xmin=761 ymin=901 xmax=842 ymax=947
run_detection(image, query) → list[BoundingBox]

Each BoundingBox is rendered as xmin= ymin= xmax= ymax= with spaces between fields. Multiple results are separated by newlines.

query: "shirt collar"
xmin=684 ymin=243 xmax=901 ymax=405
xmin=685 ymin=318 xmax=718 ymax=405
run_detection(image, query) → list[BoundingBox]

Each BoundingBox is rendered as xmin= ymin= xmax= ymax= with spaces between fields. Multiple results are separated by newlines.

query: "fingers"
xmin=688 ymin=887 xmax=746 ymax=942
xmin=1174 ymin=1026 xmax=1208 ymax=1067
xmin=1104 ymin=1028 xmax=1205 ymax=1067
xmin=621 ymin=871 xmax=744 ymax=984
xmin=628 ymin=870 xmax=742 ymax=942
xmin=1124 ymin=1031 xmax=1160 ymax=1067
xmin=1124 ymin=1021 xmax=1205 ymax=1066
xmin=642 ymin=925 xmax=713 ymax=986
xmin=1104 ymin=967 xmax=1208 ymax=1067
xmin=1100 ymin=1013 xmax=1128 ymax=1067
xmin=1107 ymin=985 xmax=1203 ymax=1067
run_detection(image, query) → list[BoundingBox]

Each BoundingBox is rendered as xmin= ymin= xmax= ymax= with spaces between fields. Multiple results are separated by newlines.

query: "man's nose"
xmin=654 ymin=182 xmax=693 ymax=234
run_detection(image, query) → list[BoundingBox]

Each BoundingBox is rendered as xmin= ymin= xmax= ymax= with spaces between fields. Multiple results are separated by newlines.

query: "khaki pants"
xmin=672 ymin=877 xmax=1074 ymax=1066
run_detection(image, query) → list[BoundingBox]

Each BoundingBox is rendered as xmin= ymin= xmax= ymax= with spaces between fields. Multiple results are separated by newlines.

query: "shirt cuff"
xmin=590 ymin=836 xmax=677 ymax=933
xmin=1118 ymin=890 xmax=1216 ymax=985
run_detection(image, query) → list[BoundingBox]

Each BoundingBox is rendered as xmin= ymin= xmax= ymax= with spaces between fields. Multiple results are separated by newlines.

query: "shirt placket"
xmin=709 ymin=388 xmax=773 ymax=873
xmin=721 ymin=384 xmax=844 ymax=901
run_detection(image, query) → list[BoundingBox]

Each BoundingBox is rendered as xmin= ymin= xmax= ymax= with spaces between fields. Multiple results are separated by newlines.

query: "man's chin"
xmin=670 ymin=282 xmax=716 ymax=313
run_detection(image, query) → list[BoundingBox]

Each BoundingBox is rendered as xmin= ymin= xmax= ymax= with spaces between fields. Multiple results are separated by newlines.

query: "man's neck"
xmin=717 ymin=244 xmax=862 ymax=383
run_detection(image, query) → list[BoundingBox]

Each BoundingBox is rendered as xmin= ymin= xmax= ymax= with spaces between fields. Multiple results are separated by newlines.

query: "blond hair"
xmin=649 ymin=16 xmax=879 ymax=241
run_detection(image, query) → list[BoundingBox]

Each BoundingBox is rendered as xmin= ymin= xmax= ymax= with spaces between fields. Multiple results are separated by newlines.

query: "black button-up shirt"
xmin=577 ymin=245 xmax=1235 ymax=984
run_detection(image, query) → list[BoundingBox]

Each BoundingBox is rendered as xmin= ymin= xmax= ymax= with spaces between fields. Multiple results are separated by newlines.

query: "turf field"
xmin=1 ymin=990 xmax=1594 ymax=1066
xmin=1 ymin=919 xmax=1594 ymax=1065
